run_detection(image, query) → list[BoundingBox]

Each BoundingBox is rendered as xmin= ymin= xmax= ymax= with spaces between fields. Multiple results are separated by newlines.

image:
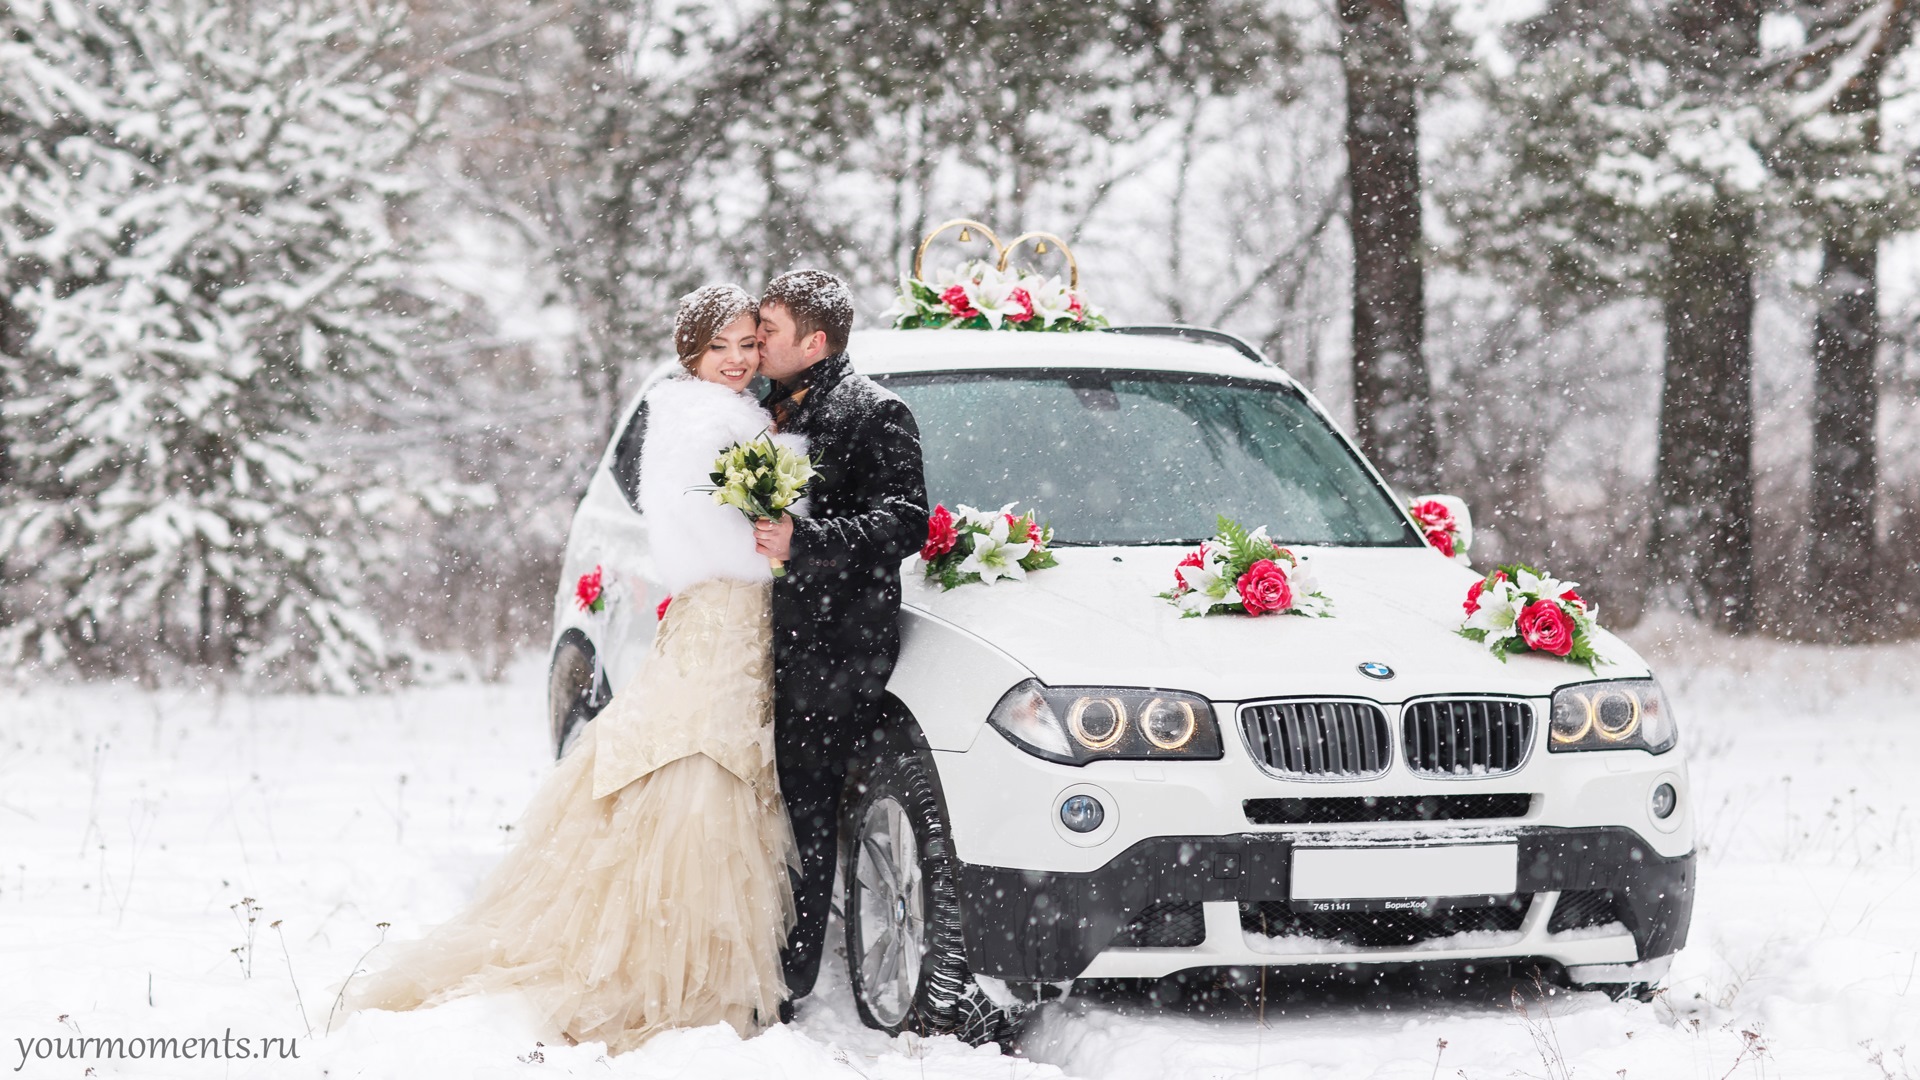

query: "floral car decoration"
xmin=920 ymin=503 xmax=1059 ymax=588
xmin=888 ymin=219 xmax=1107 ymax=333
xmin=575 ymin=566 xmax=607 ymax=613
xmin=1459 ymin=563 xmax=1605 ymax=671
xmin=890 ymin=259 xmax=1107 ymax=332
xmin=704 ymin=433 xmax=817 ymax=577
xmin=1409 ymin=497 xmax=1469 ymax=561
xmin=1159 ymin=515 xmax=1332 ymax=618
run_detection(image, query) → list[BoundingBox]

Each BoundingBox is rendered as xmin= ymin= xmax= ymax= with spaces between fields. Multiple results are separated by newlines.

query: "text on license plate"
xmin=1290 ymin=843 xmax=1519 ymax=902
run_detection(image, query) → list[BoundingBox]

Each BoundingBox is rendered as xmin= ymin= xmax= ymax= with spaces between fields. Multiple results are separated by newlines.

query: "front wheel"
xmin=843 ymin=740 xmax=1007 ymax=1044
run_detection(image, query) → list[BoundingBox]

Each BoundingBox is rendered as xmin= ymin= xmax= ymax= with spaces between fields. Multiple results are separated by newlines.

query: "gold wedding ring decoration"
xmin=913 ymin=219 xmax=1082 ymax=289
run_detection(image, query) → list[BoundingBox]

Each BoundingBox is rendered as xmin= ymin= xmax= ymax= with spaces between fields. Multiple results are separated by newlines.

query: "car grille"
xmin=1108 ymin=901 xmax=1207 ymax=948
xmin=1243 ymin=793 xmax=1535 ymax=826
xmin=1402 ymin=699 xmax=1534 ymax=777
xmin=1242 ymin=897 xmax=1531 ymax=949
xmin=1548 ymin=889 xmax=1622 ymax=933
xmin=1240 ymin=700 xmax=1392 ymax=778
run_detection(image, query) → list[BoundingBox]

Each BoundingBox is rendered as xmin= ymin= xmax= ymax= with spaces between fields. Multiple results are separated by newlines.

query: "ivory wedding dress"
xmin=341 ymin=376 xmax=800 ymax=1053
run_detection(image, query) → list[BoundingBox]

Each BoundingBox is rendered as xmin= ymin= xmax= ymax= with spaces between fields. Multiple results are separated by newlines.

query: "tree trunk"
xmin=1649 ymin=205 xmax=1756 ymax=633
xmin=1807 ymin=16 xmax=1895 ymax=642
xmin=1647 ymin=0 xmax=1760 ymax=635
xmin=1339 ymin=0 xmax=1439 ymax=493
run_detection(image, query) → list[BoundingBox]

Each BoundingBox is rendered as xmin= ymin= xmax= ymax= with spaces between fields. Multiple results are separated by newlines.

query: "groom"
xmin=753 ymin=269 xmax=930 ymax=1015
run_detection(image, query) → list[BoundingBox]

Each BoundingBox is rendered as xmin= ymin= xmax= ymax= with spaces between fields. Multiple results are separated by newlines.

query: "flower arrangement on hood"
xmin=1158 ymin=515 xmax=1332 ymax=618
xmin=919 ymin=503 xmax=1059 ymax=588
xmin=888 ymin=260 xmax=1108 ymax=332
xmin=1409 ymin=497 xmax=1470 ymax=562
xmin=1459 ymin=564 xmax=1605 ymax=670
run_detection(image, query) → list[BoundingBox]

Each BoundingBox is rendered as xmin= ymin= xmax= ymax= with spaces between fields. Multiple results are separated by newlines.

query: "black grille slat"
xmin=1244 ymin=793 xmax=1534 ymax=825
xmin=1240 ymin=701 xmax=1391 ymax=778
xmin=1109 ymin=901 xmax=1207 ymax=948
xmin=1243 ymin=898 xmax=1530 ymax=949
xmin=1402 ymin=699 xmax=1535 ymax=777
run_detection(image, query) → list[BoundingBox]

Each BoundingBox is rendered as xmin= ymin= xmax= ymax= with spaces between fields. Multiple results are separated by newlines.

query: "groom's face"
xmin=757 ymin=302 xmax=827 ymax=382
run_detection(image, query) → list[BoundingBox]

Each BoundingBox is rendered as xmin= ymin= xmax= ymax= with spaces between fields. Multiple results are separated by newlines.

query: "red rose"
xmin=1069 ymin=294 xmax=1085 ymax=320
xmin=1410 ymin=499 xmax=1454 ymax=530
xmin=941 ymin=285 xmax=977 ymax=318
xmin=575 ymin=567 xmax=604 ymax=612
xmin=1463 ymin=570 xmax=1506 ymax=616
xmin=1007 ymin=287 xmax=1035 ymax=323
xmin=1559 ymin=587 xmax=1587 ymax=611
xmin=1517 ymin=599 xmax=1576 ymax=657
xmin=656 ymin=595 xmax=672 ymax=621
xmin=1236 ymin=558 xmax=1294 ymax=616
xmin=922 ymin=504 xmax=959 ymax=560
xmin=1174 ymin=547 xmax=1208 ymax=591
xmin=1425 ymin=527 xmax=1456 ymax=559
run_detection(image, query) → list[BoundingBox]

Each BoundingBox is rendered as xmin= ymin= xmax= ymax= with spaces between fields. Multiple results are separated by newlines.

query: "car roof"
xmin=846 ymin=327 xmax=1294 ymax=384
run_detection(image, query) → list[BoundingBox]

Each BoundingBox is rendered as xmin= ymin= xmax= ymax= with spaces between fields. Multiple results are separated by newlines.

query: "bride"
xmin=339 ymin=284 xmax=799 ymax=1052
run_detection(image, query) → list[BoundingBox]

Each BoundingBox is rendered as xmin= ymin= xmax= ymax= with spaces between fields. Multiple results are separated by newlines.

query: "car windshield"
xmin=879 ymin=369 xmax=1421 ymax=547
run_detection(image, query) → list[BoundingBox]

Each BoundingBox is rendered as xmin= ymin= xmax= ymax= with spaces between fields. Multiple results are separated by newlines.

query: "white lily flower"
xmin=965 ymin=267 xmax=1021 ymax=330
xmin=1028 ymin=275 xmax=1077 ymax=326
xmin=1465 ymin=591 xmax=1520 ymax=645
xmin=958 ymin=512 xmax=1033 ymax=585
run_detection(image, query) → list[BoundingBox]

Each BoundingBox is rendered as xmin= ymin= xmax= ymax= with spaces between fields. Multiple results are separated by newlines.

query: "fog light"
xmin=1060 ymin=794 xmax=1105 ymax=833
xmin=1650 ymin=782 xmax=1677 ymax=820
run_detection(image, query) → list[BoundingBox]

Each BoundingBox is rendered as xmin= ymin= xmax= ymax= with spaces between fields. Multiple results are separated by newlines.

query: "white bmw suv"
xmin=548 ymin=326 xmax=1694 ymax=1040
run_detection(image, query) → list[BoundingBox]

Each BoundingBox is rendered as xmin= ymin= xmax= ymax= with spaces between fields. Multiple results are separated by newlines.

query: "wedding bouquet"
xmin=706 ymin=434 xmax=817 ymax=577
xmin=919 ymin=503 xmax=1058 ymax=588
xmin=1459 ymin=564 xmax=1604 ymax=670
xmin=1159 ymin=516 xmax=1332 ymax=618
xmin=888 ymin=260 xmax=1108 ymax=332
xmin=1408 ymin=497 xmax=1470 ymax=561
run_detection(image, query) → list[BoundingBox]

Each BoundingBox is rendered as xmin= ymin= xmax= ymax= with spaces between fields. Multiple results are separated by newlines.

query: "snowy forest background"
xmin=2 ymin=0 xmax=1917 ymax=689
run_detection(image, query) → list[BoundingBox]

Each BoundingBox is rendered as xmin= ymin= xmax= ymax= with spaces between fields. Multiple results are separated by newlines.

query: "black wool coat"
xmin=765 ymin=352 xmax=930 ymax=672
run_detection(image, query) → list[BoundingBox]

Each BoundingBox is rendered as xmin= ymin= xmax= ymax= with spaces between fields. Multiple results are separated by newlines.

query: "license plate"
xmin=1290 ymin=843 xmax=1518 ymax=905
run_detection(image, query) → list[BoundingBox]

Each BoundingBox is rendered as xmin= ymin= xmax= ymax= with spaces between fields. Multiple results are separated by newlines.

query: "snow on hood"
xmin=902 ymin=546 xmax=1651 ymax=702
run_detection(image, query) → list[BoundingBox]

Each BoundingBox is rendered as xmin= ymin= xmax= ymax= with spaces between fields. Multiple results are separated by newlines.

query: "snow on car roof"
xmin=847 ymin=327 xmax=1293 ymax=384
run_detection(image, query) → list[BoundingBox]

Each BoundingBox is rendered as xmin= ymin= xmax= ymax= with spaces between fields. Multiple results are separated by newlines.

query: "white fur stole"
xmin=639 ymin=377 xmax=806 ymax=593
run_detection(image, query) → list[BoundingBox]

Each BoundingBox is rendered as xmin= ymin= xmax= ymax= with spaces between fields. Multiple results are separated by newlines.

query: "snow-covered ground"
xmin=3 ymin=618 xmax=1917 ymax=1078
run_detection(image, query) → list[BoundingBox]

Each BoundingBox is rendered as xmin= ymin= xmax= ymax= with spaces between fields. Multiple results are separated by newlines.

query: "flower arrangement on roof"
xmin=887 ymin=220 xmax=1107 ymax=332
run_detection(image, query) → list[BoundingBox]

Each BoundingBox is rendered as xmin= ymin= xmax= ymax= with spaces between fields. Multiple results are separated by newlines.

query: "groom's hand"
xmin=755 ymin=517 xmax=793 ymax=561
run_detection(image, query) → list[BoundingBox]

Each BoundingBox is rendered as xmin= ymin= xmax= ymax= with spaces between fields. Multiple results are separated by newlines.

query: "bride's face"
xmin=695 ymin=313 xmax=761 ymax=392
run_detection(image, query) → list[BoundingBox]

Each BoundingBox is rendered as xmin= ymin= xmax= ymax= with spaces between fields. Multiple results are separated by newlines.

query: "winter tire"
xmin=844 ymin=737 xmax=1008 ymax=1045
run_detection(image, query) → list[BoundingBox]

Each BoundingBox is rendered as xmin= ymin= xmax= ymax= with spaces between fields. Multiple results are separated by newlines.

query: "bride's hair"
xmin=673 ymin=283 xmax=758 ymax=373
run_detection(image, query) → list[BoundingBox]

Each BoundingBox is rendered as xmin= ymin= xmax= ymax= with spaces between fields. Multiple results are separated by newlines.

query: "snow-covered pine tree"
xmin=1445 ymin=1 xmax=1775 ymax=633
xmin=1767 ymin=0 xmax=1919 ymax=638
xmin=0 ymin=0 xmax=439 ymax=688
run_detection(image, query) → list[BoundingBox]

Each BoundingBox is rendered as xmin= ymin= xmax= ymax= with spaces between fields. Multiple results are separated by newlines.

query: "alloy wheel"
xmin=852 ymin=795 xmax=926 ymax=1028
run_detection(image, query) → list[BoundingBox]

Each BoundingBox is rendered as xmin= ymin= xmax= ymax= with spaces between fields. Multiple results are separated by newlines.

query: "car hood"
xmin=901 ymin=546 xmax=1650 ymax=702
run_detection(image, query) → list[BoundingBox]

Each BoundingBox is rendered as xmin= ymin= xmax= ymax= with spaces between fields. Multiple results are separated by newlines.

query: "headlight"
xmin=1548 ymin=678 xmax=1677 ymax=754
xmin=988 ymin=679 xmax=1223 ymax=765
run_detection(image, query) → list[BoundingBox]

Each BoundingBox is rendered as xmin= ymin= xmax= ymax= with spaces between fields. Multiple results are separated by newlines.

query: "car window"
xmin=610 ymin=399 xmax=648 ymax=511
xmin=879 ymin=369 xmax=1420 ymax=547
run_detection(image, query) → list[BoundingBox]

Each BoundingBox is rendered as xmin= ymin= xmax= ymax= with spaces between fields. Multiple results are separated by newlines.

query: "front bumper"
xmin=959 ymin=826 xmax=1693 ymax=981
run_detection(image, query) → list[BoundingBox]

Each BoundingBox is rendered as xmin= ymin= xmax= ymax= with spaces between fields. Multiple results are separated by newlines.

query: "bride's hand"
xmin=754 ymin=517 xmax=793 ymax=561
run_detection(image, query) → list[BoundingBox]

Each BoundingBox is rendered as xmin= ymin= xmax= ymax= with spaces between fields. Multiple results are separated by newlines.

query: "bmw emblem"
xmin=1358 ymin=661 xmax=1395 ymax=681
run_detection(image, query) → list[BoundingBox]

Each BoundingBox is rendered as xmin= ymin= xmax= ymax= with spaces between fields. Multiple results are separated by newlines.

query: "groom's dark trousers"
xmin=766 ymin=352 xmax=930 ymax=999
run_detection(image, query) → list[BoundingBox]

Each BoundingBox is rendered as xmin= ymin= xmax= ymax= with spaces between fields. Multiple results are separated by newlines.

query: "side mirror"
xmin=1410 ymin=493 xmax=1473 ymax=564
